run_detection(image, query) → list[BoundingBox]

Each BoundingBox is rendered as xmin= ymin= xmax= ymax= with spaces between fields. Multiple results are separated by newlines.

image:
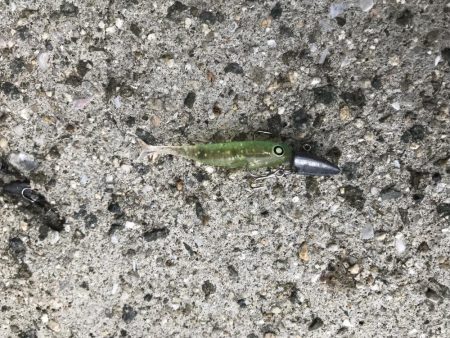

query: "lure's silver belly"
xmin=292 ymin=153 xmax=340 ymax=176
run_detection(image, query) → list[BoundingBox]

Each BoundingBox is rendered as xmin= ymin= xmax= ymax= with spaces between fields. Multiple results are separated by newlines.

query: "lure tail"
xmin=137 ymin=139 xmax=181 ymax=161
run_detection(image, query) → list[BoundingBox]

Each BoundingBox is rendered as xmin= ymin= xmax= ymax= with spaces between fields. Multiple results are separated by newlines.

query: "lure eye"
xmin=273 ymin=145 xmax=284 ymax=156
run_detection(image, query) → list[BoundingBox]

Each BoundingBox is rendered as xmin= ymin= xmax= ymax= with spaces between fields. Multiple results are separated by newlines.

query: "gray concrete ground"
xmin=1 ymin=0 xmax=450 ymax=337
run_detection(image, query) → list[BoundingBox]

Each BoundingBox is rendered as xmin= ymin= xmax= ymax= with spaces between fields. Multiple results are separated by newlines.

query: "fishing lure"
xmin=138 ymin=139 xmax=340 ymax=176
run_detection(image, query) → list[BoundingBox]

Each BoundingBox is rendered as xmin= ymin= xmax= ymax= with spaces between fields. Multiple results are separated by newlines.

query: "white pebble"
xmin=391 ymin=102 xmax=400 ymax=110
xmin=19 ymin=108 xmax=30 ymax=120
xmin=360 ymin=224 xmax=374 ymax=240
xmin=124 ymin=221 xmax=136 ymax=229
xmin=311 ymin=77 xmax=321 ymax=86
xmin=110 ymin=96 xmax=121 ymax=109
xmin=8 ymin=152 xmax=38 ymax=172
xmin=393 ymin=160 xmax=400 ymax=168
xmin=267 ymin=39 xmax=277 ymax=48
xmin=37 ymin=52 xmax=50 ymax=70
xmin=349 ymin=264 xmax=360 ymax=274
xmin=319 ymin=48 xmax=329 ymax=64
xmin=72 ymin=97 xmax=92 ymax=110
xmin=205 ymin=166 xmax=215 ymax=174
xmin=147 ymin=33 xmax=156 ymax=41
xmin=120 ymin=164 xmax=132 ymax=174
xmin=111 ymin=283 xmax=119 ymax=295
xmin=360 ymin=0 xmax=374 ymax=12
xmin=48 ymin=320 xmax=60 ymax=333
xmin=185 ymin=18 xmax=192 ymax=29
xmin=115 ymin=18 xmax=124 ymax=29
xmin=41 ymin=313 xmax=49 ymax=324
xmin=106 ymin=26 xmax=116 ymax=34
xmin=395 ymin=233 xmax=406 ymax=254
xmin=435 ymin=55 xmax=442 ymax=66
xmin=329 ymin=3 xmax=348 ymax=18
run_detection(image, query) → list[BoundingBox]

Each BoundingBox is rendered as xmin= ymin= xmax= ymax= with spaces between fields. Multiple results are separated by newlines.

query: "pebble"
xmin=37 ymin=52 xmax=50 ymax=70
xmin=395 ymin=234 xmax=406 ymax=254
xmin=359 ymin=0 xmax=374 ymax=12
xmin=176 ymin=179 xmax=184 ymax=191
xmin=115 ymin=18 xmax=124 ymax=29
xmin=389 ymin=55 xmax=400 ymax=66
xmin=391 ymin=102 xmax=400 ymax=111
xmin=360 ymin=224 xmax=374 ymax=240
xmin=8 ymin=152 xmax=38 ymax=172
xmin=48 ymin=320 xmax=60 ymax=332
xmin=311 ymin=77 xmax=321 ymax=86
xmin=375 ymin=232 xmax=387 ymax=241
xmin=298 ymin=242 xmax=309 ymax=262
xmin=185 ymin=18 xmax=192 ymax=29
xmin=0 ymin=137 xmax=8 ymax=150
xmin=72 ymin=97 xmax=92 ymax=110
xmin=41 ymin=313 xmax=49 ymax=324
xmin=330 ymin=3 xmax=348 ymax=18
xmin=124 ymin=221 xmax=136 ymax=229
xmin=349 ymin=264 xmax=360 ymax=274
xmin=271 ymin=307 xmax=282 ymax=314
xmin=339 ymin=105 xmax=351 ymax=121
xmin=267 ymin=40 xmax=277 ymax=48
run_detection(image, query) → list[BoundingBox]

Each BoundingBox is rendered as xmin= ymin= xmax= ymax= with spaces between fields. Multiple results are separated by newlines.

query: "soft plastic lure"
xmin=138 ymin=139 xmax=340 ymax=176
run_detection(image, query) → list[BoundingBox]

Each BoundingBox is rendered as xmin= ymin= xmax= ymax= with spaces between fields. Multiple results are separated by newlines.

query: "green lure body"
xmin=140 ymin=140 xmax=293 ymax=169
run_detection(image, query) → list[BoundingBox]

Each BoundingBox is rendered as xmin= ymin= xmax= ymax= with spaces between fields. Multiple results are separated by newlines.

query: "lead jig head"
xmin=292 ymin=153 xmax=340 ymax=176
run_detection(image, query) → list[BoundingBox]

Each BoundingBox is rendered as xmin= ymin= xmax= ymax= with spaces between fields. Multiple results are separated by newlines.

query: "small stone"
xmin=270 ymin=2 xmax=282 ymax=19
xmin=425 ymin=288 xmax=441 ymax=303
xmin=308 ymin=317 xmax=324 ymax=331
xmin=185 ymin=18 xmax=192 ymax=29
xmin=395 ymin=234 xmax=406 ymax=254
xmin=47 ymin=320 xmax=60 ymax=332
xmin=122 ymin=304 xmax=137 ymax=323
xmin=143 ymin=227 xmax=169 ymax=241
xmin=176 ymin=179 xmax=184 ymax=191
xmin=224 ymin=62 xmax=244 ymax=75
xmin=202 ymin=280 xmax=216 ymax=298
xmin=348 ymin=264 xmax=360 ymax=275
xmin=339 ymin=105 xmax=351 ymax=121
xmin=380 ymin=185 xmax=402 ymax=200
xmin=8 ymin=152 xmax=38 ymax=172
xmin=41 ymin=313 xmax=49 ymax=324
xmin=60 ymin=1 xmax=79 ymax=16
xmin=115 ymin=18 xmax=124 ymax=29
xmin=9 ymin=237 xmax=26 ymax=259
xmin=311 ymin=77 xmax=321 ymax=86
xmin=389 ymin=55 xmax=400 ymax=66
xmin=124 ymin=221 xmax=136 ymax=229
xmin=298 ymin=242 xmax=309 ymax=262
xmin=401 ymin=125 xmax=426 ymax=143
xmin=359 ymin=0 xmax=374 ymax=12
xmin=391 ymin=102 xmax=400 ymax=111
xmin=360 ymin=224 xmax=374 ymax=240
xmin=267 ymin=39 xmax=277 ymax=48
xmin=184 ymin=91 xmax=196 ymax=108
xmin=272 ymin=307 xmax=282 ymax=314
xmin=0 ymin=137 xmax=8 ymax=150
xmin=330 ymin=3 xmax=348 ymax=18
xmin=37 ymin=52 xmax=50 ymax=70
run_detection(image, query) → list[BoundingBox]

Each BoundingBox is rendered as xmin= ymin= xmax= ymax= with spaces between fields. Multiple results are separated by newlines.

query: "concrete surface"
xmin=1 ymin=0 xmax=450 ymax=337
